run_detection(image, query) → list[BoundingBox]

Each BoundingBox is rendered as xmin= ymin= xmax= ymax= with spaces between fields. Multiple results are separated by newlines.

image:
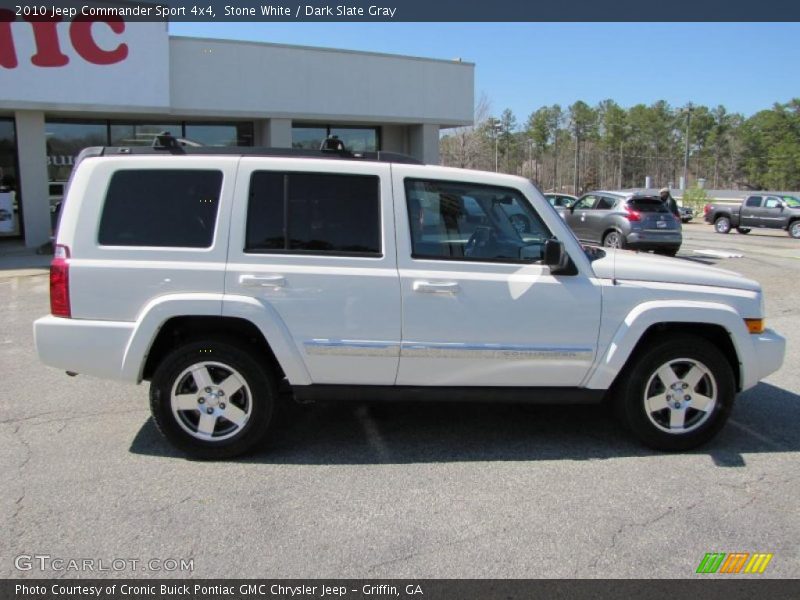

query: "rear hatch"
xmin=627 ymin=197 xmax=679 ymax=232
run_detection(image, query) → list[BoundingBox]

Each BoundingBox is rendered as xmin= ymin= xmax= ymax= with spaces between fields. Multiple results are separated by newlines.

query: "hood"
xmin=590 ymin=249 xmax=761 ymax=292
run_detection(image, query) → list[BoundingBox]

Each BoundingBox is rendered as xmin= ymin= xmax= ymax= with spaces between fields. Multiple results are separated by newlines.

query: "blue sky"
xmin=169 ymin=22 xmax=800 ymax=122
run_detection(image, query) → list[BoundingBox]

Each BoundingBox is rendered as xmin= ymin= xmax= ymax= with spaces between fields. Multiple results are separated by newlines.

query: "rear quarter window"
xmin=98 ymin=169 xmax=222 ymax=248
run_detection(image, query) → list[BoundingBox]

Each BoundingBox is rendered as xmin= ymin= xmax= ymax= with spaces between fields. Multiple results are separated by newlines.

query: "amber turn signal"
xmin=745 ymin=319 xmax=765 ymax=334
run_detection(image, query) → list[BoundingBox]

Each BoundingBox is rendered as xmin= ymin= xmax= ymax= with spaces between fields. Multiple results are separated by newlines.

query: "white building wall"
xmin=14 ymin=111 xmax=50 ymax=248
xmin=168 ymin=37 xmax=473 ymax=126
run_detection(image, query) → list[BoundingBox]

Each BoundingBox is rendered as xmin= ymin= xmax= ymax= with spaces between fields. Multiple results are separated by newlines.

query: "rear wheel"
xmin=714 ymin=216 xmax=731 ymax=234
xmin=150 ymin=338 xmax=276 ymax=459
xmin=603 ymin=230 xmax=625 ymax=249
xmin=614 ymin=335 xmax=735 ymax=451
xmin=789 ymin=221 xmax=800 ymax=239
xmin=736 ymin=227 xmax=751 ymax=234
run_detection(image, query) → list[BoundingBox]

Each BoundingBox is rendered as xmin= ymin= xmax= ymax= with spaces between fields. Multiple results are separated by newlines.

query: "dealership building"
xmin=0 ymin=20 xmax=474 ymax=247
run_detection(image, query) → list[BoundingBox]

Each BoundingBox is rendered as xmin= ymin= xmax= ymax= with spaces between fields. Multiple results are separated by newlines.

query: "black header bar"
xmin=1 ymin=0 xmax=800 ymax=22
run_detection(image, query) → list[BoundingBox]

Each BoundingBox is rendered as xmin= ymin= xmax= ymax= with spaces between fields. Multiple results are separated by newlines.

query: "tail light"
xmin=50 ymin=244 xmax=71 ymax=318
xmin=704 ymin=204 xmax=711 ymax=216
xmin=624 ymin=206 xmax=641 ymax=221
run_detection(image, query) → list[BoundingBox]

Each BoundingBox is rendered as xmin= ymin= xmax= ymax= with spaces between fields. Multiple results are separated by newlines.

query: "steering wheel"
xmin=465 ymin=226 xmax=496 ymax=258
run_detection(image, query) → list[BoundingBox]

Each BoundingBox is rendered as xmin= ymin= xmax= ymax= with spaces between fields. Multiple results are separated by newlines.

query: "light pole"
xmin=489 ymin=119 xmax=503 ymax=172
xmin=682 ymin=103 xmax=694 ymax=190
xmin=528 ymin=139 xmax=534 ymax=181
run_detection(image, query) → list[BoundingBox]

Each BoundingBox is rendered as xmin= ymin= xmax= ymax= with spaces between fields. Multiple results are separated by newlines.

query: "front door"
xmin=392 ymin=166 xmax=602 ymax=388
xmin=566 ymin=194 xmax=598 ymax=241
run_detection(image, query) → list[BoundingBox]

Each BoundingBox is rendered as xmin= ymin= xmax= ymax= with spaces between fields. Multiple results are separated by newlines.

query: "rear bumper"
xmin=744 ymin=328 xmax=786 ymax=390
xmin=626 ymin=231 xmax=682 ymax=250
xmin=34 ymin=315 xmax=136 ymax=382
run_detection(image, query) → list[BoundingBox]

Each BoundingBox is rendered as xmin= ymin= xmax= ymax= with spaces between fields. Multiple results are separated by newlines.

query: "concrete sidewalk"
xmin=0 ymin=241 xmax=51 ymax=278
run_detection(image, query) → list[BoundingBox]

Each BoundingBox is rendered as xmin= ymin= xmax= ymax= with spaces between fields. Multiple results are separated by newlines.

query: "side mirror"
xmin=543 ymin=239 xmax=576 ymax=275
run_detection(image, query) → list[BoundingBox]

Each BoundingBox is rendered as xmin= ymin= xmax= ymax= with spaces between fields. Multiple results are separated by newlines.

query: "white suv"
xmin=34 ymin=142 xmax=785 ymax=458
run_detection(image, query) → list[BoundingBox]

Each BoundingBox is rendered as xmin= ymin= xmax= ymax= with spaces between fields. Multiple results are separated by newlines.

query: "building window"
xmin=0 ymin=118 xmax=20 ymax=238
xmin=98 ymin=169 xmax=223 ymax=248
xmin=292 ymin=125 xmax=379 ymax=152
xmin=246 ymin=171 xmax=381 ymax=256
xmin=109 ymin=123 xmax=183 ymax=147
xmin=185 ymin=123 xmax=254 ymax=147
xmin=45 ymin=120 xmax=108 ymax=183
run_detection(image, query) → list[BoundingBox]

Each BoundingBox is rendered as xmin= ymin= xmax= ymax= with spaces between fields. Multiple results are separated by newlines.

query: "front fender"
xmin=584 ymin=300 xmax=753 ymax=391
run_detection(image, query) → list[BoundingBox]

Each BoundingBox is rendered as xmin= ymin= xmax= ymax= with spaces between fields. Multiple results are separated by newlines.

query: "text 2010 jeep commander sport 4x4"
xmin=34 ymin=140 xmax=785 ymax=458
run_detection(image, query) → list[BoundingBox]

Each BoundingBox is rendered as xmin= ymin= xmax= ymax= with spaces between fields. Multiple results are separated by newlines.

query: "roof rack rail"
xmin=98 ymin=143 xmax=424 ymax=165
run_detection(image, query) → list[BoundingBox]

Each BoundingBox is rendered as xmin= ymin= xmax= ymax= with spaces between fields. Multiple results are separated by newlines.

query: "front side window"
xmin=764 ymin=197 xmax=781 ymax=209
xmin=246 ymin=172 xmax=381 ymax=256
xmin=99 ymin=170 xmax=222 ymax=248
xmin=405 ymin=179 xmax=551 ymax=263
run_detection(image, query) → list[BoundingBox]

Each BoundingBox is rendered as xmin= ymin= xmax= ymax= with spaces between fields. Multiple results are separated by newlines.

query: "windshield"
xmin=782 ymin=196 xmax=800 ymax=208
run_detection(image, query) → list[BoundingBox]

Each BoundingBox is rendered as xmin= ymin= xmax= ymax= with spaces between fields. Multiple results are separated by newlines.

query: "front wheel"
xmin=737 ymin=227 xmax=751 ymax=234
xmin=150 ymin=339 xmax=276 ymax=459
xmin=789 ymin=221 xmax=800 ymax=239
xmin=613 ymin=335 xmax=735 ymax=451
xmin=714 ymin=216 xmax=731 ymax=234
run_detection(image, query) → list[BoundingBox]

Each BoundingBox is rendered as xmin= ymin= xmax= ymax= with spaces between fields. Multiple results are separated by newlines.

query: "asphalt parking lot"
xmin=1 ymin=222 xmax=798 ymax=579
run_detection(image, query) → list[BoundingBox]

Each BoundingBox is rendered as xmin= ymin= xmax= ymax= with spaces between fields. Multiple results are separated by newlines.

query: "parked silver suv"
xmin=563 ymin=191 xmax=682 ymax=255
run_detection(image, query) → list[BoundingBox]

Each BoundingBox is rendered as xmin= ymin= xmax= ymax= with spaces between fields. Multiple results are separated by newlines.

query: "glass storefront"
xmin=43 ymin=118 xmax=255 ymax=194
xmin=109 ymin=123 xmax=183 ymax=147
xmin=185 ymin=123 xmax=253 ymax=147
xmin=293 ymin=125 xmax=379 ymax=152
xmin=0 ymin=118 xmax=20 ymax=238
xmin=46 ymin=121 xmax=107 ymax=182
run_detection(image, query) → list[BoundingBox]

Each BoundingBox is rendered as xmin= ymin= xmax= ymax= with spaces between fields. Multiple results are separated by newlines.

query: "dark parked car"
xmin=704 ymin=194 xmax=800 ymax=238
xmin=561 ymin=191 xmax=682 ymax=255
xmin=679 ymin=206 xmax=694 ymax=223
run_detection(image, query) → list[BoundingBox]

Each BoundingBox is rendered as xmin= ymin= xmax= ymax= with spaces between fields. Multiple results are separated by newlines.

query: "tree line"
xmin=440 ymin=96 xmax=800 ymax=193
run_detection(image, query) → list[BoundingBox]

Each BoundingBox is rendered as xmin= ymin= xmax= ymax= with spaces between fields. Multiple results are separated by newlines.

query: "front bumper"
xmin=745 ymin=328 xmax=786 ymax=389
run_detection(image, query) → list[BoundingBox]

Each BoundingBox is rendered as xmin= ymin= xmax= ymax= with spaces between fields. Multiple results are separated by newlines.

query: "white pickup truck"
xmin=34 ymin=141 xmax=785 ymax=458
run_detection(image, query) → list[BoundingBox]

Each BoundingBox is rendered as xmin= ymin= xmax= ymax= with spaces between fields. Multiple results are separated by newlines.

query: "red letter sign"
xmin=25 ymin=16 xmax=69 ymax=67
xmin=70 ymin=16 xmax=128 ymax=65
xmin=0 ymin=10 xmax=16 ymax=69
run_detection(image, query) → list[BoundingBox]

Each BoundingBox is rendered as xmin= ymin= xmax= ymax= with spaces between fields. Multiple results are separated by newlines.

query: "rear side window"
xmin=628 ymin=198 xmax=669 ymax=213
xmin=745 ymin=196 xmax=762 ymax=207
xmin=246 ymin=172 xmax=381 ymax=256
xmin=98 ymin=170 xmax=222 ymax=248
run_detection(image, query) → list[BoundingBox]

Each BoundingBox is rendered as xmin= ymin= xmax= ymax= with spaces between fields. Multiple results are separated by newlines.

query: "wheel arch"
xmin=585 ymin=301 xmax=752 ymax=392
xmin=121 ymin=293 xmax=311 ymax=386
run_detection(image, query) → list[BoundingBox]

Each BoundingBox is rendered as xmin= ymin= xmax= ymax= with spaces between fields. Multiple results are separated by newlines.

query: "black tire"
xmin=603 ymin=230 xmax=625 ymax=249
xmin=714 ymin=216 xmax=731 ymax=234
xmin=789 ymin=220 xmax=800 ymax=239
xmin=613 ymin=335 xmax=735 ymax=451
xmin=736 ymin=227 xmax=751 ymax=234
xmin=149 ymin=338 xmax=277 ymax=459
xmin=655 ymin=248 xmax=679 ymax=257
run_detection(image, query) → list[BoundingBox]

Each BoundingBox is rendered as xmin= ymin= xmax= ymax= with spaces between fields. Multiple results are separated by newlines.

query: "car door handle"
xmin=239 ymin=274 xmax=286 ymax=288
xmin=412 ymin=280 xmax=460 ymax=294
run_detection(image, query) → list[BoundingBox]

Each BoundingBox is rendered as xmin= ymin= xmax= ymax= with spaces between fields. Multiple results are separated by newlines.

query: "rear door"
xmin=741 ymin=196 xmax=762 ymax=227
xmin=584 ymin=194 xmax=617 ymax=243
xmin=225 ymin=158 xmax=400 ymax=385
